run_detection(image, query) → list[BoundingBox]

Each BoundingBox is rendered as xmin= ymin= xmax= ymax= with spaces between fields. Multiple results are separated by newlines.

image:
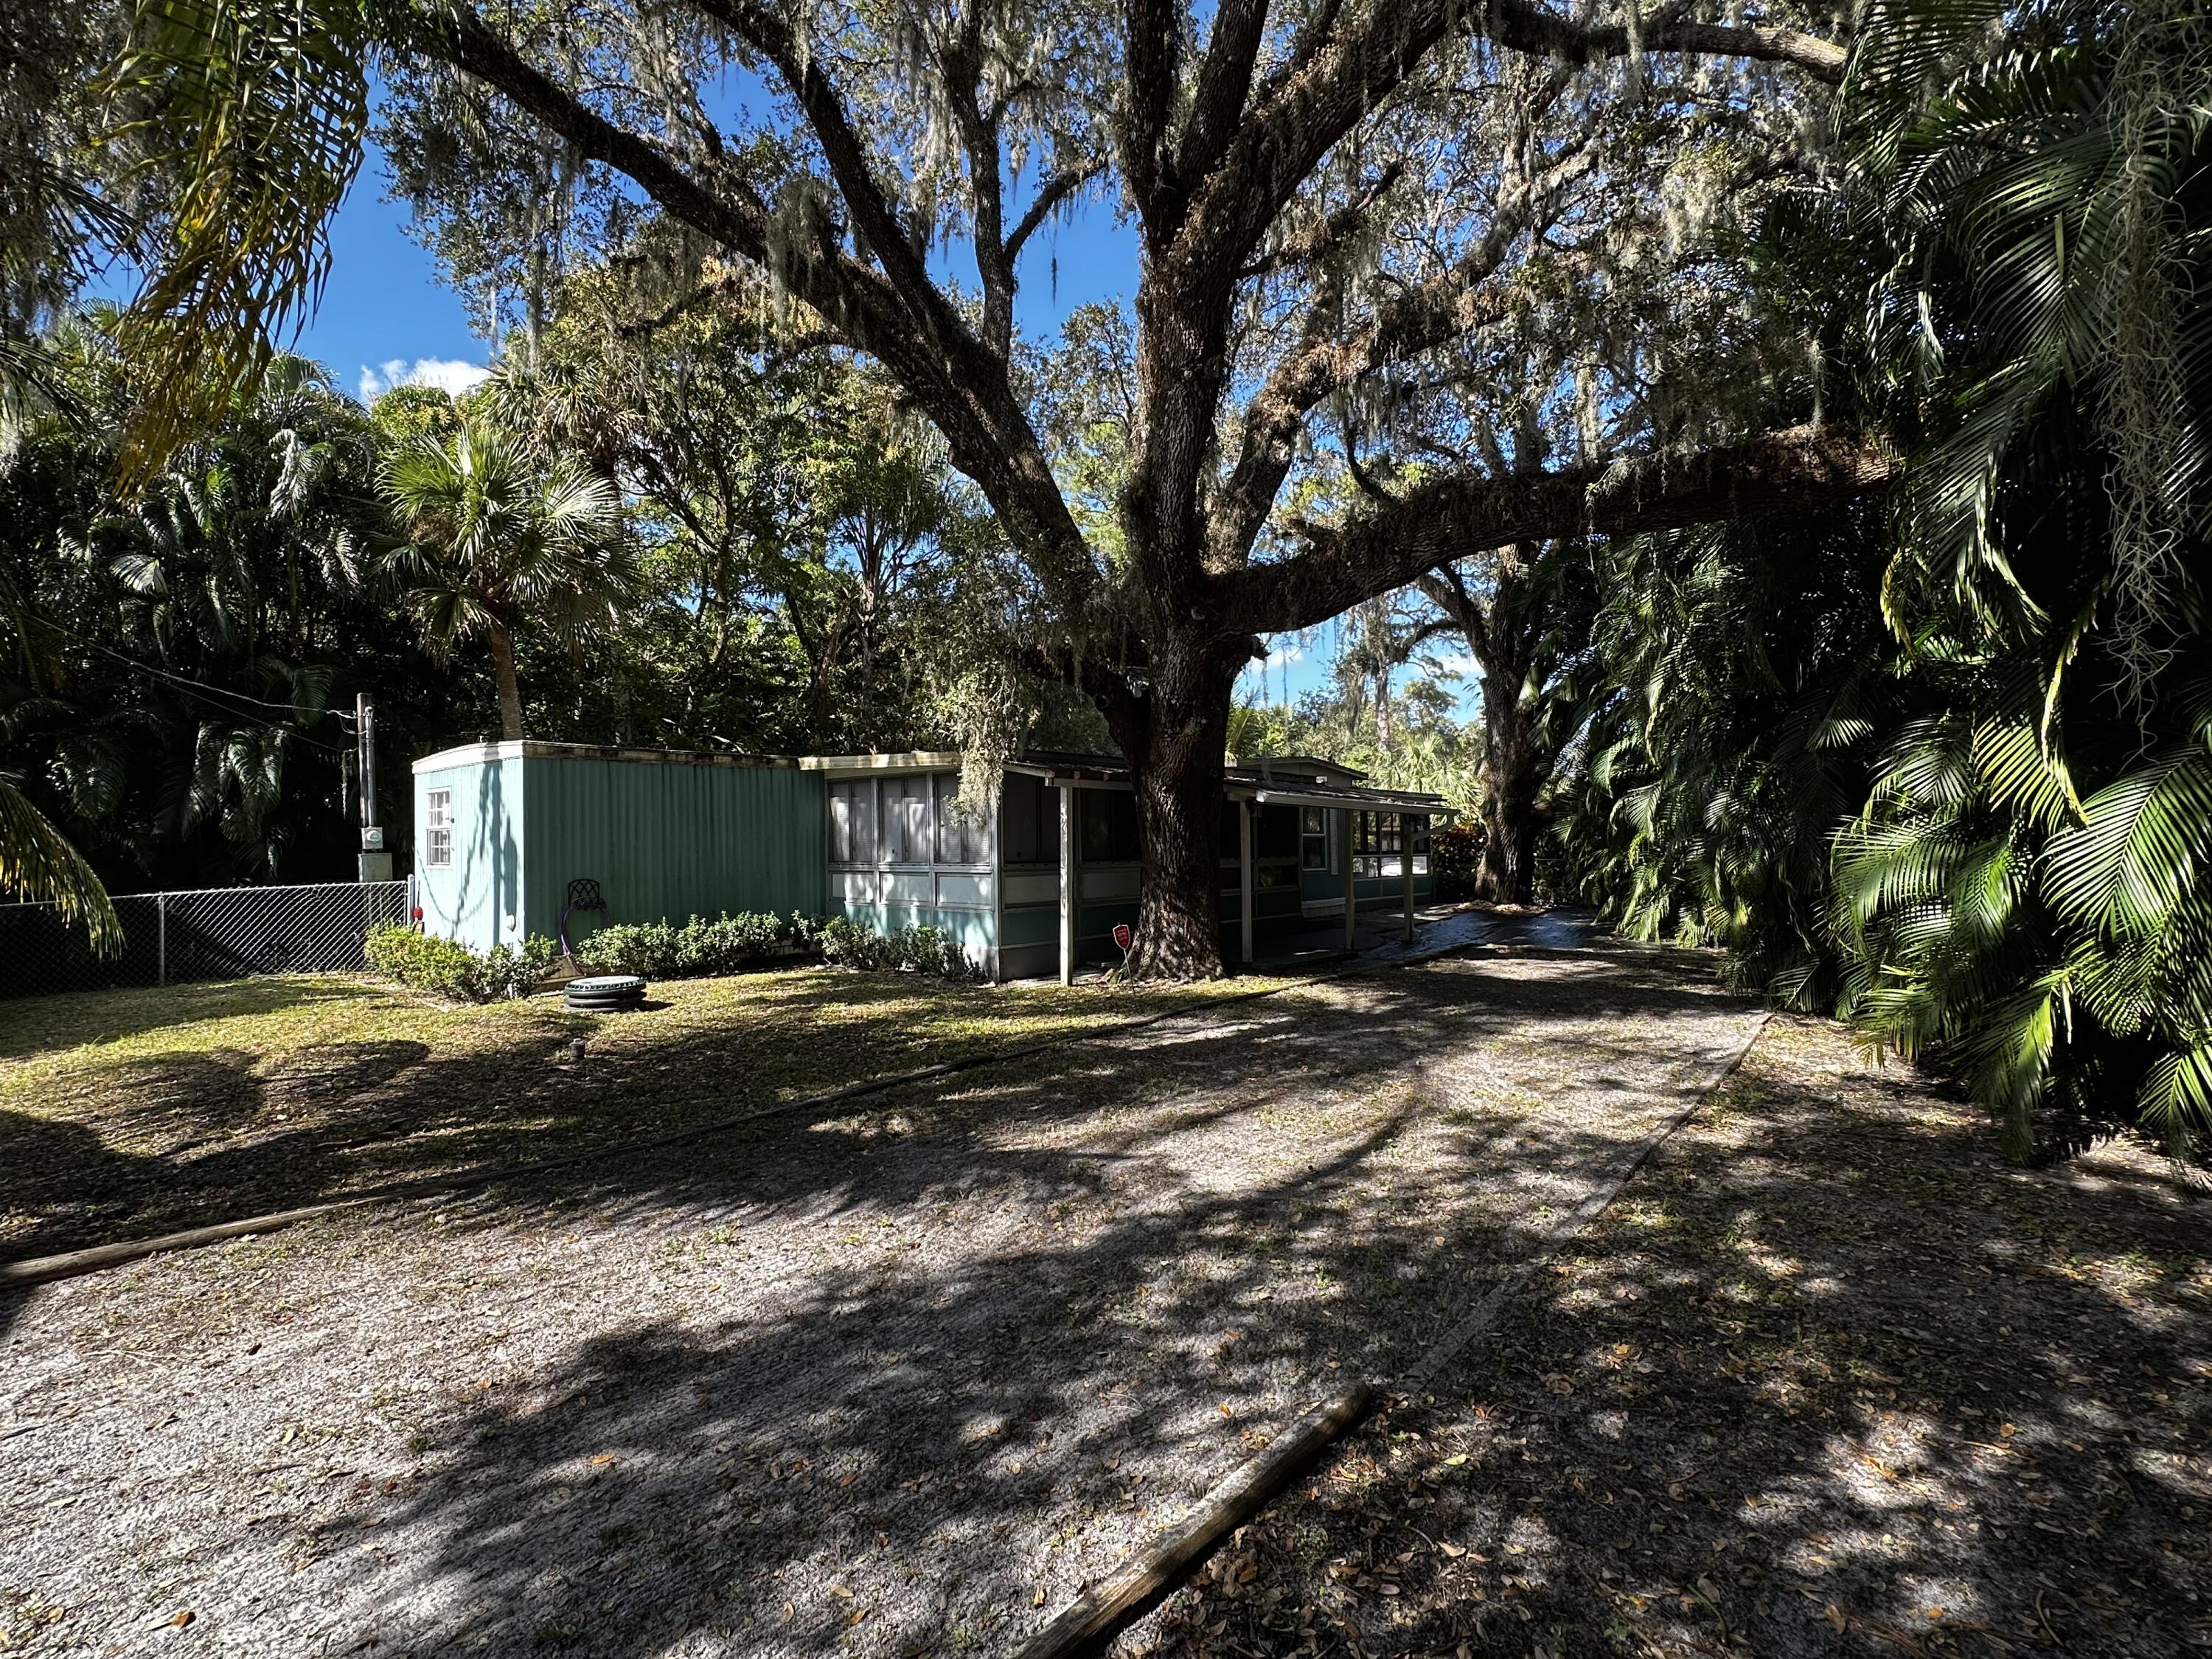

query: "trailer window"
xmin=424 ymin=790 xmax=452 ymax=869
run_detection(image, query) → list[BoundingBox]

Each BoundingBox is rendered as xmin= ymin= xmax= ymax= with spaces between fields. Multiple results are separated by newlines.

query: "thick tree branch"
xmin=1223 ymin=425 xmax=1897 ymax=636
xmin=1485 ymin=2 xmax=1850 ymax=82
xmin=1005 ymin=161 xmax=1105 ymax=265
xmin=939 ymin=10 xmax=1017 ymax=357
xmin=686 ymin=0 xmax=948 ymax=337
xmin=1206 ymin=226 xmax=1585 ymax=571
xmin=1416 ymin=565 xmax=1492 ymax=667
xmin=424 ymin=3 xmax=1095 ymax=614
xmin=1179 ymin=0 xmax=1271 ymax=184
xmin=1188 ymin=1 xmax=1844 ymax=299
xmin=1121 ymin=0 xmax=1181 ymax=235
xmin=1234 ymin=160 xmax=1404 ymax=281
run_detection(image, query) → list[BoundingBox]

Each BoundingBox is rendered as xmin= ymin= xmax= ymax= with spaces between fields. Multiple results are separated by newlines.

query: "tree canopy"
xmin=133 ymin=0 xmax=1879 ymax=972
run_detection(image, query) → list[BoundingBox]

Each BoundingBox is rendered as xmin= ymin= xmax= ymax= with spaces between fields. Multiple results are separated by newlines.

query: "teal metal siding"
xmin=523 ymin=757 xmax=826 ymax=945
xmin=414 ymin=753 xmax=525 ymax=953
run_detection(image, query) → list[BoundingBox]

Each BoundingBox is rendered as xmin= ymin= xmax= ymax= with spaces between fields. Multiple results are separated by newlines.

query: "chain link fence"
xmin=0 ymin=880 xmax=412 ymax=1000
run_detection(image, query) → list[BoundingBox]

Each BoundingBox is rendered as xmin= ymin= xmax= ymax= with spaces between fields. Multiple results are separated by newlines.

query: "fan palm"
xmin=380 ymin=418 xmax=630 ymax=740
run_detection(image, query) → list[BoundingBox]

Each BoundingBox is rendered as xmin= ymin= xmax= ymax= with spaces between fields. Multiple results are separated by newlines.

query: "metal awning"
xmin=1231 ymin=781 xmax=1454 ymax=819
xmin=1005 ymin=753 xmax=1453 ymax=819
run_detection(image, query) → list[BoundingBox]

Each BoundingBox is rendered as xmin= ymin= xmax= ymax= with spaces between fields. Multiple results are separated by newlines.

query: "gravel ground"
xmin=1 ymin=925 xmax=1765 ymax=1657
xmin=1140 ymin=1013 xmax=2212 ymax=1658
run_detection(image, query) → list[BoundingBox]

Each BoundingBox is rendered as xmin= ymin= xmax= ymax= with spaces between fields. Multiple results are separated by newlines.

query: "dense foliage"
xmin=1566 ymin=0 xmax=2212 ymax=1164
xmin=814 ymin=919 xmax=978 ymax=980
xmin=0 ymin=307 xmax=978 ymax=895
xmin=577 ymin=911 xmax=810 ymax=978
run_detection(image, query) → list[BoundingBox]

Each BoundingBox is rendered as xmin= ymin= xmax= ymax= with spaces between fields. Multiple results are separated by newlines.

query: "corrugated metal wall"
xmin=523 ymin=757 xmax=827 ymax=942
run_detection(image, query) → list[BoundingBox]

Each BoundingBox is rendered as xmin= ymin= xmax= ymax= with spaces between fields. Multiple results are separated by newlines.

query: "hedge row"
xmin=365 ymin=925 xmax=557 ymax=1004
xmin=366 ymin=911 xmax=975 ymax=1003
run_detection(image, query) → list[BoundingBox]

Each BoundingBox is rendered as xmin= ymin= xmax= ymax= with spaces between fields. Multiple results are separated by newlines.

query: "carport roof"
xmin=1004 ymin=751 xmax=1453 ymax=817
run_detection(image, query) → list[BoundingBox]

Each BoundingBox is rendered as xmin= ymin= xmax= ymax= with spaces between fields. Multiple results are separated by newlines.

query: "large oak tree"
xmin=124 ymin=0 xmax=1895 ymax=974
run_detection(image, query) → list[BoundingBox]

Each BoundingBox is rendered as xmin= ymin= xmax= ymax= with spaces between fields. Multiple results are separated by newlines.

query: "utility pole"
xmin=357 ymin=692 xmax=393 ymax=883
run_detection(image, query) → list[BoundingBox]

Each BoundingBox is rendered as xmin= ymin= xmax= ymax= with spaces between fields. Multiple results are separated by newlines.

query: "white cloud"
xmin=1258 ymin=641 xmax=1306 ymax=672
xmin=357 ymin=356 xmax=493 ymax=403
xmin=1427 ymin=651 xmax=1480 ymax=679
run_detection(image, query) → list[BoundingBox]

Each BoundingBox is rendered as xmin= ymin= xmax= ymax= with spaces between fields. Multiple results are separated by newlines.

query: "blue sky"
xmin=101 ymin=124 xmax=1470 ymax=714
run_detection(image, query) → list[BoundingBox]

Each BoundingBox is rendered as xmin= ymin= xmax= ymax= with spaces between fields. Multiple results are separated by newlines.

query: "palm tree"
xmin=380 ymin=417 xmax=629 ymax=740
xmin=0 ymin=773 xmax=120 ymax=950
xmin=1829 ymin=0 xmax=2212 ymax=1163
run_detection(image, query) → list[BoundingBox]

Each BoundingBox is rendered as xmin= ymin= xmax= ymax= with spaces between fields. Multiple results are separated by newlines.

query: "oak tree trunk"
xmin=1110 ymin=642 xmax=1242 ymax=979
xmin=1477 ymin=669 xmax=1542 ymax=903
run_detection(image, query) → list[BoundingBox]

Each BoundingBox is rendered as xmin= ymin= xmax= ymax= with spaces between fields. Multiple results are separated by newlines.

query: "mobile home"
xmin=411 ymin=742 xmax=1445 ymax=981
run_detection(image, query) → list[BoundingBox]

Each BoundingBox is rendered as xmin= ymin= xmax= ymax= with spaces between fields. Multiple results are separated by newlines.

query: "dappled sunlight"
xmin=0 ymin=933 xmax=1772 ymax=1653
xmin=1139 ymin=1013 xmax=2209 ymax=1658
xmin=0 ymin=964 xmax=1330 ymax=1261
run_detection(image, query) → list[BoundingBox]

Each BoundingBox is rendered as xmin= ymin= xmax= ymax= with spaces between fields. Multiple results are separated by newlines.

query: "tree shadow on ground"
xmin=1139 ymin=1015 xmax=2212 ymax=1659
xmin=0 ymin=934 xmax=1707 ymax=1269
xmin=267 ymin=947 xmax=1747 ymax=1656
xmin=2 ymin=932 xmax=1764 ymax=1646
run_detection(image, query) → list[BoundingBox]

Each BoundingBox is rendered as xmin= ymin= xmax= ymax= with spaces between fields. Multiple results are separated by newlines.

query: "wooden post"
xmin=1017 ymin=1385 xmax=1375 ymax=1659
xmin=1238 ymin=798 xmax=1255 ymax=967
xmin=1057 ymin=782 xmax=1075 ymax=985
xmin=1401 ymin=810 xmax=1416 ymax=945
xmin=1343 ymin=810 xmax=1357 ymax=953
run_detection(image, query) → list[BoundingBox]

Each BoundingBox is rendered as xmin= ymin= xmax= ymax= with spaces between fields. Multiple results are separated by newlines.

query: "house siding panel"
xmin=521 ymin=757 xmax=825 ymax=947
xmin=411 ymin=751 xmax=525 ymax=954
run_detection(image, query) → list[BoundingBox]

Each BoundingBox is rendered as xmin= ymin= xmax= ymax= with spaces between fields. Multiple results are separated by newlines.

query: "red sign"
xmin=1111 ymin=923 xmax=1133 ymax=953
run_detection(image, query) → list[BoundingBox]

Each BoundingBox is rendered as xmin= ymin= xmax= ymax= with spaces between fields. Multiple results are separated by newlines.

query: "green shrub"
xmin=365 ymin=924 xmax=557 ymax=1002
xmin=576 ymin=911 xmax=810 ymax=978
xmin=815 ymin=917 xmax=974 ymax=978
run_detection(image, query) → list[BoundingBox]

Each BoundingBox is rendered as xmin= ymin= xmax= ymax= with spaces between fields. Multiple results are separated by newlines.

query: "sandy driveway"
xmin=1 ymin=925 xmax=1764 ymax=1656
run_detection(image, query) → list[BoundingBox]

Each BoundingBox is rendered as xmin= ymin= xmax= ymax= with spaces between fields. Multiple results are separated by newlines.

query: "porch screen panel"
xmin=934 ymin=772 xmax=990 ymax=865
xmin=830 ymin=780 xmax=877 ymax=864
xmin=882 ymin=776 xmax=930 ymax=863
xmin=1082 ymin=790 xmax=1141 ymax=863
xmin=1001 ymin=774 xmax=1057 ymax=866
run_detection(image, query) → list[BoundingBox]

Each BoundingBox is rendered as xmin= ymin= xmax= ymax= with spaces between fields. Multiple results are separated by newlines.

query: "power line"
xmin=27 ymin=619 xmax=355 ymax=754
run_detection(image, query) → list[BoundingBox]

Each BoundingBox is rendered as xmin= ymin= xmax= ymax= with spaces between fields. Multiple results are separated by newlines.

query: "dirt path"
xmin=1 ymin=931 xmax=1764 ymax=1657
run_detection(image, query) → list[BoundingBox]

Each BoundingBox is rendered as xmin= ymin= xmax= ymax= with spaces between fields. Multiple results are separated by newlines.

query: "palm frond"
xmin=0 ymin=773 xmax=121 ymax=953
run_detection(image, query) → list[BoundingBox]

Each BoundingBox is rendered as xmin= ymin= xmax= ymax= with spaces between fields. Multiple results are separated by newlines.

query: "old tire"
xmin=566 ymin=974 xmax=647 ymax=1012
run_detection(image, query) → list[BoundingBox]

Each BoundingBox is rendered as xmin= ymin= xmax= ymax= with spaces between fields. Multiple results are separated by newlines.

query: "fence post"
xmin=157 ymin=894 xmax=167 ymax=987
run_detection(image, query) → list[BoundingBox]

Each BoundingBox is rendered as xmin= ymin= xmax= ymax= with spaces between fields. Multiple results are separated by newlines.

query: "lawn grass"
xmin=0 ymin=964 xmax=1302 ymax=1259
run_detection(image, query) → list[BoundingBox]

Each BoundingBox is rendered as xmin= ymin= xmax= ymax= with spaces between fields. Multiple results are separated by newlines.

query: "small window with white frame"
xmin=1301 ymin=806 xmax=1334 ymax=872
xmin=424 ymin=789 xmax=453 ymax=868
